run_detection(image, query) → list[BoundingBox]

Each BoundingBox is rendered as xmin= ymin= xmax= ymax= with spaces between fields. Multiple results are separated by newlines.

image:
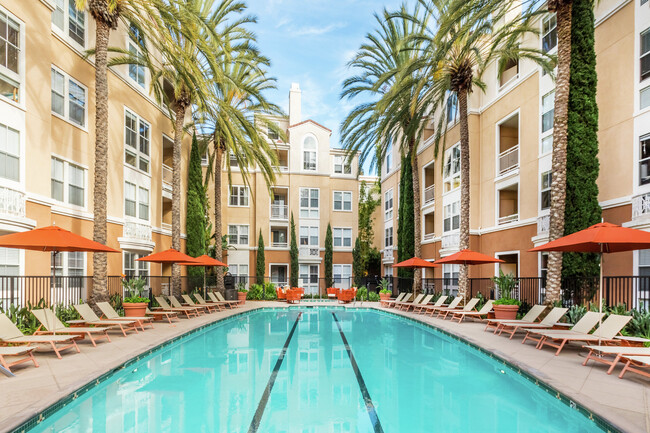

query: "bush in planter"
xmin=491 ymin=270 xmax=520 ymax=319
xmin=121 ymin=276 xmax=149 ymax=304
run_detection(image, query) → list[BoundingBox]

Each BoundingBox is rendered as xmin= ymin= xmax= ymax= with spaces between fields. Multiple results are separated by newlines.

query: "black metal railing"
xmin=0 ymin=276 xmax=90 ymax=308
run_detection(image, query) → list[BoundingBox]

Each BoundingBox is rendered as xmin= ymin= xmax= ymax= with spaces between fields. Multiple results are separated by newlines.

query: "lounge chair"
xmin=618 ymin=355 xmax=650 ymax=379
xmin=73 ymin=304 xmax=139 ymax=337
xmin=0 ymin=346 xmax=38 ymax=373
xmin=0 ymin=313 xmax=80 ymax=359
xmin=145 ymin=307 xmax=179 ymax=325
xmin=496 ymin=307 xmax=568 ymax=339
xmin=194 ymin=294 xmax=226 ymax=311
xmin=383 ymin=293 xmax=407 ymax=308
xmin=422 ymin=296 xmax=462 ymax=317
xmin=395 ymin=294 xmax=425 ymax=311
xmin=96 ymin=302 xmax=154 ymax=331
xmin=533 ymin=314 xmax=631 ymax=355
xmin=168 ymin=296 xmax=206 ymax=315
xmin=406 ymin=294 xmax=434 ymax=311
xmin=32 ymin=309 xmax=112 ymax=347
xmin=452 ymin=300 xmax=494 ymax=323
xmin=521 ymin=311 xmax=604 ymax=347
xmin=484 ymin=305 xmax=546 ymax=333
xmin=211 ymin=292 xmax=240 ymax=308
xmin=154 ymin=296 xmax=199 ymax=318
xmin=438 ymin=298 xmax=479 ymax=319
xmin=582 ymin=345 xmax=650 ymax=374
xmin=413 ymin=295 xmax=447 ymax=314
xmin=182 ymin=294 xmax=219 ymax=313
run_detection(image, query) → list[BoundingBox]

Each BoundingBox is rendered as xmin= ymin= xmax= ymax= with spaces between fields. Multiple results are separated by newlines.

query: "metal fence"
xmin=0 ymin=276 xmax=90 ymax=308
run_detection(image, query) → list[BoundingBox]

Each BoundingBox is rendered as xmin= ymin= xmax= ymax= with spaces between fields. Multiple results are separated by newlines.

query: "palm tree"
xmin=341 ymin=5 xmax=434 ymax=295
xmin=412 ymin=0 xmax=555 ymax=300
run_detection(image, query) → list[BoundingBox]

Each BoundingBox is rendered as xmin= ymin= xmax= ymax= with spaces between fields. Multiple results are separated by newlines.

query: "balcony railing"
xmin=383 ymin=247 xmax=394 ymax=260
xmin=498 ymin=144 xmax=519 ymax=175
xmin=299 ymin=246 xmax=320 ymax=257
xmin=161 ymin=222 xmax=172 ymax=232
xmin=441 ymin=232 xmax=459 ymax=249
xmin=632 ymin=193 xmax=650 ymax=218
xmin=162 ymin=164 xmax=172 ymax=188
xmin=423 ymin=232 xmax=435 ymax=241
xmin=424 ymin=185 xmax=435 ymax=205
xmin=498 ymin=213 xmax=519 ymax=225
xmin=537 ymin=215 xmax=550 ymax=235
xmin=123 ymin=221 xmax=152 ymax=242
xmin=271 ymin=241 xmax=288 ymax=248
xmin=0 ymin=186 xmax=25 ymax=218
xmin=275 ymin=165 xmax=289 ymax=173
xmin=271 ymin=204 xmax=288 ymax=220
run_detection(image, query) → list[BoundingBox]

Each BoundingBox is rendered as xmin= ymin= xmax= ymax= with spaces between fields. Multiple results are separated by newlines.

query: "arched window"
xmin=302 ymin=136 xmax=317 ymax=171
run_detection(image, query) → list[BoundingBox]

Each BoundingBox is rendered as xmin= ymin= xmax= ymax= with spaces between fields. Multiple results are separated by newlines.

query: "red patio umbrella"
xmin=393 ymin=257 xmax=439 ymax=297
xmin=136 ymin=248 xmax=202 ymax=264
xmin=182 ymin=255 xmax=227 ymax=295
xmin=435 ymin=249 xmax=505 ymax=266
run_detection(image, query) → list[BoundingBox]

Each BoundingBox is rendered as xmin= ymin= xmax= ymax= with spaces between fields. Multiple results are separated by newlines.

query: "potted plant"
xmin=378 ymin=278 xmax=392 ymax=302
xmin=237 ymin=282 xmax=248 ymax=305
xmin=121 ymin=275 xmax=149 ymax=317
xmin=491 ymin=270 xmax=520 ymax=320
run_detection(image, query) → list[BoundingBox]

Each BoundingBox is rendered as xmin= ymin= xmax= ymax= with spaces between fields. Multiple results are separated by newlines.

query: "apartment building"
xmin=0 ymin=1 xmax=191 ymax=297
xmin=212 ymin=83 xmax=378 ymax=294
xmin=381 ymin=0 xmax=650 ymax=287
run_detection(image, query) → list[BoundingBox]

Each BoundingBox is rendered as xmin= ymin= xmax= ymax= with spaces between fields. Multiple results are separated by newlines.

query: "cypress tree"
xmin=397 ymin=150 xmax=414 ymax=280
xmin=186 ymin=132 xmax=206 ymax=279
xmin=290 ymin=212 xmax=299 ymax=287
xmin=256 ymin=230 xmax=265 ymax=285
xmin=562 ymin=0 xmax=602 ymax=279
xmin=325 ymin=223 xmax=333 ymax=288
xmin=353 ymin=237 xmax=363 ymax=287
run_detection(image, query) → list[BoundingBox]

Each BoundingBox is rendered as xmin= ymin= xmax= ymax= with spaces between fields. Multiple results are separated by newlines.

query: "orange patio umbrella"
xmin=393 ymin=257 xmax=439 ymax=297
xmin=182 ymin=255 xmax=227 ymax=295
xmin=135 ymin=248 xmax=202 ymax=264
xmin=434 ymin=249 xmax=504 ymax=266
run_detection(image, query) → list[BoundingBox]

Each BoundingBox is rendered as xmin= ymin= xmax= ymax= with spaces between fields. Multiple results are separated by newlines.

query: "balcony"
xmin=424 ymin=185 xmax=435 ymax=206
xmin=498 ymin=144 xmax=519 ymax=176
xmin=161 ymin=222 xmax=172 ymax=232
xmin=272 ymin=241 xmax=288 ymax=248
xmin=537 ymin=215 xmax=549 ymax=235
xmin=441 ymin=232 xmax=459 ymax=249
xmin=271 ymin=204 xmax=288 ymax=220
xmin=498 ymin=213 xmax=519 ymax=225
xmin=299 ymin=246 xmax=320 ymax=258
xmin=423 ymin=232 xmax=435 ymax=241
xmin=0 ymin=186 xmax=25 ymax=218
xmin=383 ymin=247 xmax=394 ymax=262
xmin=632 ymin=193 xmax=650 ymax=219
xmin=162 ymin=164 xmax=172 ymax=195
xmin=123 ymin=221 xmax=152 ymax=242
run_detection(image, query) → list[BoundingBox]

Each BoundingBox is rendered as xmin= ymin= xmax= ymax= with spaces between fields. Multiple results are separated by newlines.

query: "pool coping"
xmin=6 ymin=304 xmax=630 ymax=433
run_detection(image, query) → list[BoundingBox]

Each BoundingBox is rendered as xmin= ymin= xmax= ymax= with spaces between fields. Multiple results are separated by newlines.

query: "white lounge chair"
xmin=422 ymin=296 xmax=462 ymax=317
xmin=395 ymin=294 xmax=425 ymax=311
xmin=618 ymin=355 xmax=650 ymax=380
xmin=496 ymin=307 xmax=568 ymax=339
xmin=384 ymin=293 xmax=409 ymax=308
xmin=0 ymin=313 xmax=80 ymax=359
xmin=0 ymin=346 xmax=38 ymax=373
xmin=484 ymin=305 xmax=546 ymax=333
xmin=154 ymin=296 xmax=199 ymax=318
xmin=73 ymin=304 xmax=139 ymax=337
xmin=521 ymin=311 xmax=604 ymax=347
xmin=582 ymin=345 xmax=650 ymax=375
xmin=32 ymin=309 xmax=112 ymax=347
xmin=438 ymin=298 xmax=479 ymax=320
xmin=452 ymin=300 xmax=494 ymax=323
xmin=413 ymin=295 xmax=447 ymax=314
xmin=96 ymin=302 xmax=154 ymax=331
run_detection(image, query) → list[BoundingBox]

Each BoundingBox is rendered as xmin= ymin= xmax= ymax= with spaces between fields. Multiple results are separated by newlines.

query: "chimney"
xmin=289 ymin=82 xmax=301 ymax=125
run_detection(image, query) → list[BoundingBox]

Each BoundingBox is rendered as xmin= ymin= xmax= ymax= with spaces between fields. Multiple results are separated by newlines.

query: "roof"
xmin=288 ymin=119 xmax=332 ymax=133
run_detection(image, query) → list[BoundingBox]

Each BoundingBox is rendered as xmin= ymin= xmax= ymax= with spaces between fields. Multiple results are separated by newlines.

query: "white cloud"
xmin=293 ymin=22 xmax=346 ymax=36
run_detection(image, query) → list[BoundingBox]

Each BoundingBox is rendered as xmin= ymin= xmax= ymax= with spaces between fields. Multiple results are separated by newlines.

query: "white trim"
xmin=123 ymin=106 xmax=152 ymax=176
xmin=50 ymin=65 xmax=89 ymax=131
xmin=301 ymin=133 xmax=318 ymax=172
xmin=493 ymin=250 xmax=520 ymax=277
xmin=332 ymin=190 xmax=353 ymax=212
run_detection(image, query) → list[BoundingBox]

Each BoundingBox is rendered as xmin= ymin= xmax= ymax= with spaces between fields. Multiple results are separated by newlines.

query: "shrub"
xmin=356 ymin=286 xmax=368 ymax=301
xmin=625 ymin=309 xmax=650 ymax=342
xmin=247 ymin=284 xmax=263 ymax=300
xmin=566 ymin=305 xmax=587 ymax=324
xmin=368 ymin=291 xmax=380 ymax=302
xmin=264 ymin=282 xmax=277 ymax=300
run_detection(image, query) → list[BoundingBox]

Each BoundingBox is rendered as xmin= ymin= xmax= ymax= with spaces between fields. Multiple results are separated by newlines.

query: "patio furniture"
xmin=438 ymin=298 xmax=479 ymax=319
xmin=395 ymin=294 xmax=426 ymax=311
xmin=213 ymin=291 xmax=241 ymax=307
xmin=154 ymin=296 xmax=199 ymax=318
xmin=73 ymin=304 xmax=139 ymax=337
xmin=484 ymin=305 xmax=546 ymax=333
xmin=286 ymin=289 xmax=302 ymax=304
xmin=96 ymin=302 xmax=154 ymax=331
xmin=145 ymin=307 xmax=179 ymax=325
xmin=413 ymin=295 xmax=447 ymax=314
xmin=496 ymin=307 xmax=568 ymax=339
xmin=452 ymin=300 xmax=494 ymax=323
xmin=618 ymin=355 xmax=650 ymax=379
xmin=327 ymin=288 xmax=340 ymax=299
xmin=0 ymin=313 xmax=80 ymax=359
xmin=582 ymin=345 xmax=650 ymax=374
xmin=422 ymin=296 xmax=462 ymax=316
xmin=521 ymin=311 xmax=605 ymax=347
xmin=32 ymin=309 xmax=113 ymax=347
xmin=168 ymin=295 xmax=206 ymax=315
xmin=182 ymin=294 xmax=219 ymax=313
xmin=404 ymin=294 xmax=434 ymax=312
xmin=383 ymin=292 xmax=408 ymax=308
xmin=276 ymin=287 xmax=287 ymax=300
xmin=194 ymin=294 xmax=226 ymax=311
xmin=0 ymin=346 xmax=38 ymax=373
xmin=338 ymin=289 xmax=355 ymax=304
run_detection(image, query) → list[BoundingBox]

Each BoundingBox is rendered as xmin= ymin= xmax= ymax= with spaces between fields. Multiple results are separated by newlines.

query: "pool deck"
xmin=1 ymin=301 xmax=649 ymax=433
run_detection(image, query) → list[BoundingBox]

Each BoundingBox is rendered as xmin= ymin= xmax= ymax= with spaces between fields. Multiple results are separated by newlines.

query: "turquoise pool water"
xmin=28 ymin=308 xmax=605 ymax=432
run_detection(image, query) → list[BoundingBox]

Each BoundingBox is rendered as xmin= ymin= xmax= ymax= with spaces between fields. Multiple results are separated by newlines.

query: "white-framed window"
xmin=123 ymin=251 xmax=149 ymax=277
xmin=0 ymin=247 xmax=18 ymax=276
xmin=639 ymin=134 xmax=650 ymax=186
xmin=299 ymin=225 xmax=319 ymax=246
xmin=446 ymin=91 xmax=459 ymax=124
xmin=228 ymin=225 xmax=249 ymax=245
xmin=333 ymin=228 xmax=352 ymax=248
xmin=333 ymin=155 xmax=351 ymax=174
xmin=384 ymin=226 xmax=393 ymax=248
xmin=138 ymin=187 xmax=149 ymax=221
xmin=128 ymin=23 xmax=145 ymax=88
xmin=51 ymin=157 xmax=85 ymax=207
xmin=229 ymin=185 xmax=249 ymax=207
xmin=299 ymin=264 xmax=319 ymax=293
xmin=541 ymin=171 xmax=552 ymax=210
xmin=333 ymin=264 xmax=352 ymax=286
xmin=300 ymin=188 xmax=319 ymax=218
xmin=0 ymin=10 xmax=20 ymax=103
xmin=124 ymin=182 xmax=148 ymax=221
xmin=385 ymin=140 xmax=393 ymax=173
xmin=641 ymin=28 xmax=650 ymax=82
xmin=443 ymin=144 xmax=461 ymax=193
xmin=52 ymin=0 xmax=85 ymax=47
xmin=642 ymin=86 xmax=650 ymax=111
xmin=639 ymin=250 xmax=650 ymax=277
xmin=539 ymin=252 xmax=549 ymax=281
xmin=333 ymin=191 xmax=352 ymax=211
xmin=51 ymin=67 xmax=86 ymax=127
xmin=302 ymin=135 xmax=317 ymax=171
xmin=541 ymin=91 xmax=555 ymax=134
xmin=542 ymin=14 xmax=557 ymax=53
xmin=384 ymin=189 xmax=394 ymax=221
xmin=443 ymin=201 xmax=460 ymax=232
xmin=0 ymin=123 xmax=19 ymax=182
xmin=51 ymin=251 xmax=85 ymax=277
xmin=443 ymin=264 xmax=459 ymax=281
xmin=541 ymin=135 xmax=553 ymax=155
xmin=229 ymin=264 xmax=249 ymax=287
xmin=124 ymin=109 xmax=150 ymax=173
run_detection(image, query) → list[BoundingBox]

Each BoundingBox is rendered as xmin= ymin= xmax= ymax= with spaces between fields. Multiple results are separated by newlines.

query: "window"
xmin=299 ymin=264 xmax=319 ymax=293
xmin=268 ymin=125 xmax=279 ymax=140
xmin=124 ymin=182 xmax=147 ymax=220
xmin=123 ymin=252 xmax=149 ymax=277
xmin=229 ymin=264 xmax=249 ymax=285
xmin=228 ymin=225 xmax=249 ymax=245
xmin=333 ymin=264 xmax=352 ymax=286
xmin=333 ymin=155 xmax=351 ymax=174
xmin=443 ymin=201 xmax=460 ymax=232
xmin=230 ymin=186 xmax=249 ymax=206
xmin=333 ymin=228 xmax=352 ymax=248
xmin=300 ymin=188 xmax=319 ymax=218
xmin=128 ymin=24 xmax=145 ymax=88
xmin=51 ymin=68 xmax=86 ymax=127
xmin=443 ymin=264 xmax=459 ymax=281
xmin=299 ymin=226 xmax=319 ymax=246
xmin=138 ymin=187 xmax=149 ymax=221
xmin=541 ymin=171 xmax=552 ymax=210
xmin=51 ymin=251 xmax=85 ymax=277
xmin=384 ymin=189 xmax=394 ymax=220
xmin=541 ymin=91 xmax=555 ymax=134
xmin=540 ymin=252 xmax=549 ymax=282
xmin=639 ymin=250 xmax=650 ymax=277
xmin=51 ymin=157 xmax=85 ymax=207
xmin=642 ymin=86 xmax=650 ymax=110
xmin=443 ymin=145 xmax=461 ymax=192
xmin=0 ymin=123 xmax=19 ymax=182
xmin=52 ymin=0 xmax=85 ymax=46
xmin=0 ymin=11 xmax=20 ymax=103
xmin=384 ymin=226 xmax=393 ymax=248
xmin=640 ymin=135 xmax=650 ymax=186
xmin=303 ymin=136 xmax=317 ymax=171
xmin=446 ymin=91 xmax=459 ymax=124
xmin=642 ymin=29 xmax=650 ymax=82
xmin=124 ymin=110 xmax=150 ymax=172
xmin=0 ymin=247 xmax=19 ymax=276
xmin=385 ymin=140 xmax=393 ymax=173
xmin=542 ymin=14 xmax=557 ymax=53
xmin=333 ymin=191 xmax=352 ymax=211
xmin=541 ymin=135 xmax=553 ymax=155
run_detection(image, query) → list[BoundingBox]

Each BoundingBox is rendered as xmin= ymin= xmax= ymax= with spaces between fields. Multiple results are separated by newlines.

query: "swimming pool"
xmin=26 ymin=308 xmax=608 ymax=432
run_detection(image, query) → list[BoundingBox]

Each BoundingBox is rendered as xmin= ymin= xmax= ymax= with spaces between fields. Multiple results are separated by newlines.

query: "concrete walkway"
xmin=1 ymin=301 xmax=648 ymax=432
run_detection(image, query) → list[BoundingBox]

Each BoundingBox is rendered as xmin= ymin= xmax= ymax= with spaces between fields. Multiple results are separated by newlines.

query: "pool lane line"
xmin=247 ymin=312 xmax=302 ymax=433
xmin=332 ymin=313 xmax=385 ymax=433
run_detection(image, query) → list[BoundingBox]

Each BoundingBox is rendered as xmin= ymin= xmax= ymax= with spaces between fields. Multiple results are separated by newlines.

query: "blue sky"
xmin=246 ymin=0 xmax=403 ymax=148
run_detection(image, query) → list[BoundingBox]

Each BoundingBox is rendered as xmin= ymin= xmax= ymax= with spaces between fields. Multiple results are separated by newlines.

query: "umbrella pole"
xmin=50 ymin=251 xmax=57 ymax=336
xmin=203 ymin=267 xmax=207 ymax=299
xmin=598 ymin=247 xmax=603 ymax=346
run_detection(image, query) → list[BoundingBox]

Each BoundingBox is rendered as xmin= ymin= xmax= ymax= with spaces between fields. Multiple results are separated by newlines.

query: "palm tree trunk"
xmin=546 ymin=1 xmax=573 ymax=305
xmin=214 ymin=138 xmax=224 ymax=293
xmin=91 ymin=18 xmax=110 ymax=304
xmin=171 ymin=102 xmax=186 ymax=297
xmin=410 ymin=140 xmax=422 ymax=294
xmin=457 ymin=88 xmax=471 ymax=301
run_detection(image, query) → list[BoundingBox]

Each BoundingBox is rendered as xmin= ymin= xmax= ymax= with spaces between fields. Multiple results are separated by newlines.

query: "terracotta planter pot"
xmin=123 ymin=302 xmax=148 ymax=318
xmin=237 ymin=291 xmax=247 ymax=305
xmin=379 ymin=293 xmax=391 ymax=301
xmin=493 ymin=304 xmax=519 ymax=320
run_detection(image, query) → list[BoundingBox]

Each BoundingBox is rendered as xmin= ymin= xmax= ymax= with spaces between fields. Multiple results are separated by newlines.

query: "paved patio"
xmin=1 ymin=301 xmax=648 ymax=433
